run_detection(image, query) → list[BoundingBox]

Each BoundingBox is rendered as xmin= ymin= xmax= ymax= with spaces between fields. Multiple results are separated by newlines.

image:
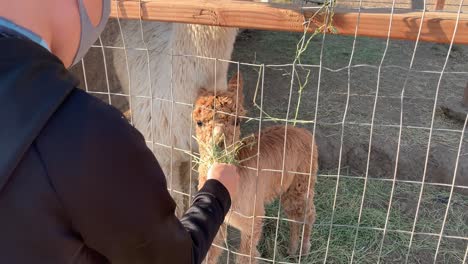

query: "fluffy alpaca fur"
xmin=112 ymin=21 xmax=237 ymax=216
xmin=193 ymin=74 xmax=319 ymax=263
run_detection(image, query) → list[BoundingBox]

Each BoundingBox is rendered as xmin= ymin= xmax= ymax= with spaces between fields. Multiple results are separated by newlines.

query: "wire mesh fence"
xmin=70 ymin=0 xmax=468 ymax=263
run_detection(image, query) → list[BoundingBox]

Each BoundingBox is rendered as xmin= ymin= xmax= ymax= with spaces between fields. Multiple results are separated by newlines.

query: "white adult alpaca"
xmin=111 ymin=20 xmax=237 ymax=215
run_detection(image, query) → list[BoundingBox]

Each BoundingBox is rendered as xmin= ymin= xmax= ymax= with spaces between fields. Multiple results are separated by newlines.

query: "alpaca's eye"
xmin=197 ymin=121 xmax=203 ymax=127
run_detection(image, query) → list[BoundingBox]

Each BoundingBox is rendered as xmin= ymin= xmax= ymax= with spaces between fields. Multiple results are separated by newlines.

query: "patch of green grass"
xmin=255 ymin=177 xmax=468 ymax=263
xmin=234 ymin=31 xmax=386 ymax=67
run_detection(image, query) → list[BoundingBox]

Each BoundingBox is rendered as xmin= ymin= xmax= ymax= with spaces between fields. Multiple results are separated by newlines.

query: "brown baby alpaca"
xmin=193 ymin=73 xmax=318 ymax=264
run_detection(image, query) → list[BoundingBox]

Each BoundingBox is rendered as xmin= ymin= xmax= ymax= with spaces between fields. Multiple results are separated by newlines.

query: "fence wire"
xmin=72 ymin=0 xmax=468 ymax=263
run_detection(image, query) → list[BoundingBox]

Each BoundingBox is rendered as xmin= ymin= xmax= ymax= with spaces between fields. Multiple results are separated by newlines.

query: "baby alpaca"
xmin=193 ymin=73 xmax=318 ymax=263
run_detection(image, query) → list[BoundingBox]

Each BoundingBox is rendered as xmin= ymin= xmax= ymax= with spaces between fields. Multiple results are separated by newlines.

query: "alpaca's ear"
xmin=228 ymin=72 xmax=244 ymax=107
xmin=228 ymin=72 xmax=243 ymax=94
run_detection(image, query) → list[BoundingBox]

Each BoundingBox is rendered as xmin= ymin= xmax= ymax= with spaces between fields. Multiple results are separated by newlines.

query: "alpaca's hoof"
xmin=287 ymin=242 xmax=299 ymax=256
xmin=289 ymin=240 xmax=311 ymax=256
xmin=287 ymin=248 xmax=297 ymax=256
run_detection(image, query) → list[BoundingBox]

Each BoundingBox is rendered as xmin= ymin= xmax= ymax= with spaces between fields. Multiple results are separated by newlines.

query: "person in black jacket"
xmin=0 ymin=0 xmax=239 ymax=263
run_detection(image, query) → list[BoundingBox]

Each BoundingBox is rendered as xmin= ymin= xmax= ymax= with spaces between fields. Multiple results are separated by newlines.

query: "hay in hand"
xmin=185 ymin=134 xmax=256 ymax=170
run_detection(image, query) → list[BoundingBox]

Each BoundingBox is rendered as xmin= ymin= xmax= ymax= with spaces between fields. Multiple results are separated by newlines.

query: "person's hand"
xmin=207 ymin=163 xmax=240 ymax=199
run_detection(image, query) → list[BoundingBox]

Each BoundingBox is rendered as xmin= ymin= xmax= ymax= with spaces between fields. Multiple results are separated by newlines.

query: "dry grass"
xmin=185 ymin=135 xmax=256 ymax=170
xmin=257 ymin=176 xmax=468 ymax=263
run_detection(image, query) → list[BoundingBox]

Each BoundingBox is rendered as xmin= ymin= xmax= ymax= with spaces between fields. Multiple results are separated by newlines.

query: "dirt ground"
xmin=69 ymin=16 xmax=468 ymax=263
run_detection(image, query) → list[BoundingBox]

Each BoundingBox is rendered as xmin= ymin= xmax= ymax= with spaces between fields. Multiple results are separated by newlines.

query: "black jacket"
xmin=0 ymin=37 xmax=230 ymax=263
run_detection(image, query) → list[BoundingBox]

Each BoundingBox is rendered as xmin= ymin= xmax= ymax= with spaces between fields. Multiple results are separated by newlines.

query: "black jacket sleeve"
xmin=35 ymin=90 xmax=230 ymax=264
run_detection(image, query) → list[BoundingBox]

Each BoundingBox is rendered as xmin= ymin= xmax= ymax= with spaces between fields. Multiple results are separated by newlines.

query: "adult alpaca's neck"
xmin=172 ymin=24 xmax=238 ymax=58
xmin=171 ymin=23 xmax=238 ymax=90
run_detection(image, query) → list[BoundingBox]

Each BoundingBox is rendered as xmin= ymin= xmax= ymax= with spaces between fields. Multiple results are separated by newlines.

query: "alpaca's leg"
xmin=282 ymin=175 xmax=316 ymax=256
xmin=169 ymin=151 xmax=194 ymax=218
xmin=180 ymin=160 xmax=198 ymax=205
xmin=236 ymin=218 xmax=263 ymax=264
xmin=284 ymin=201 xmax=316 ymax=256
xmin=282 ymin=199 xmax=301 ymax=255
xmin=151 ymin=146 xmax=188 ymax=217
xmin=171 ymin=140 xmax=195 ymax=217
xmin=167 ymin=104 xmax=197 ymax=217
xmin=286 ymin=212 xmax=300 ymax=256
xmin=171 ymin=159 xmax=190 ymax=218
xmin=206 ymin=224 xmax=228 ymax=264
xmin=300 ymin=203 xmax=316 ymax=255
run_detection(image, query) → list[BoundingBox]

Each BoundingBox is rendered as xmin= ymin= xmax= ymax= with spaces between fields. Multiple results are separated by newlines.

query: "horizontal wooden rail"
xmin=111 ymin=0 xmax=468 ymax=44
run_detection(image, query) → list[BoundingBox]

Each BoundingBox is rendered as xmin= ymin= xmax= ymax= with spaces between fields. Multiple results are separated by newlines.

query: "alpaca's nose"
xmin=212 ymin=125 xmax=224 ymax=145
xmin=213 ymin=125 xmax=223 ymax=137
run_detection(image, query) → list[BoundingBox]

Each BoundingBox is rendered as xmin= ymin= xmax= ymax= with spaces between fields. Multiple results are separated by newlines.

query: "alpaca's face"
xmin=193 ymin=73 xmax=245 ymax=152
xmin=193 ymin=92 xmax=244 ymax=149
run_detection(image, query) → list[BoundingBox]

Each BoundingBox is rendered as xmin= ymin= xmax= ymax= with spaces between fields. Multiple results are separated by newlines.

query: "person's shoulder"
xmin=57 ymin=89 xmax=131 ymax=134
xmin=36 ymin=88 xmax=144 ymax=159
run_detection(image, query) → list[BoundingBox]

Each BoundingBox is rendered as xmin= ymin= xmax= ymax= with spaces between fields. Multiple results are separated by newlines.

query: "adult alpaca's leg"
xmin=165 ymin=103 xmax=197 ymax=216
xmin=154 ymin=147 xmax=192 ymax=218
